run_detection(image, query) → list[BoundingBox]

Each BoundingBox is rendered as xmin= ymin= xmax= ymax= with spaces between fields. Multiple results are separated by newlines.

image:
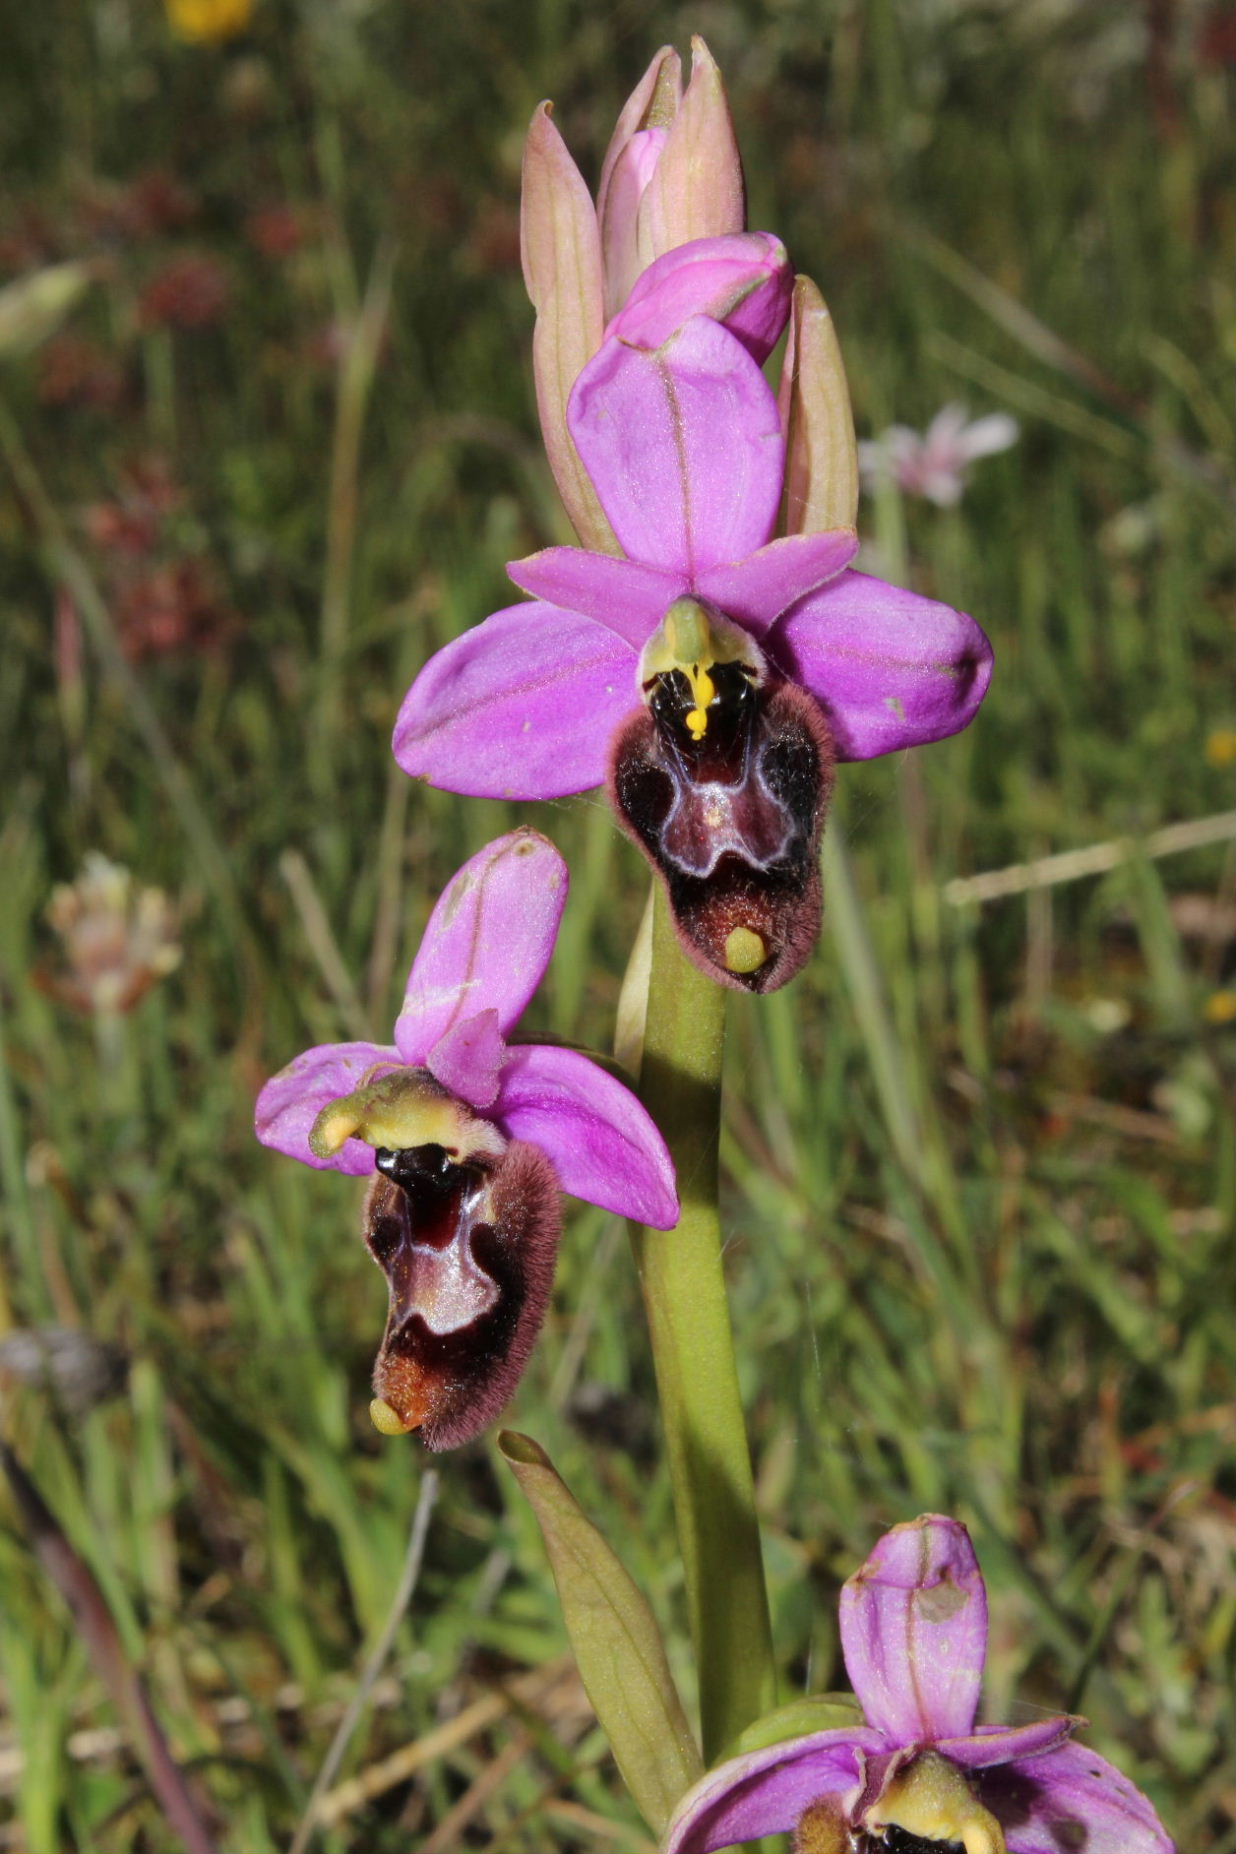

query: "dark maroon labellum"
xmin=609 ymin=663 xmax=835 ymax=993
xmin=362 ymin=1139 xmax=561 ymax=1450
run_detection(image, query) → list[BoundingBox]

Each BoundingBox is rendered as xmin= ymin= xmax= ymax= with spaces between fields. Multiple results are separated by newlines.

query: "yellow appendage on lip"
xmin=724 ymin=927 xmax=767 ymax=974
xmin=369 ymin=1398 xmax=415 ymax=1436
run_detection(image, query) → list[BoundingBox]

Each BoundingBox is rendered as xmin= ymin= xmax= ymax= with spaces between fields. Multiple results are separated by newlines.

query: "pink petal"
xmin=955 ymin=411 xmax=1019 ymax=464
xmin=397 ymin=833 xmax=566 ymax=1063
xmin=769 ymin=570 xmax=994 ymax=760
xmin=494 ymin=1044 xmax=678 ymax=1228
xmin=840 ymin=1515 xmax=987 ymax=1745
xmin=424 ymin=1007 xmax=509 ymax=1110
xmin=599 ymin=129 xmax=670 ymax=317
xmin=977 ymin=1742 xmax=1176 ymax=1854
xmin=696 ymin=528 xmax=858 ymax=638
xmin=254 ymin=1041 xmax=399 ymax=1175
xmin=569 ymin=316 xmax=783 ymax=577
xmin=506 ymin=548 xmax=680 ymax=649
xmin=607 ymin=232 xmax=792 ymax=363
xmin=939 ymin=1716 xmax=1079 ymax=1771
xmin=597 ymin=46 xmax=680 ymax=313
xmin=663 ymin=1730 xmax=880 ymax=1853
xmin=393 ymin=602 xmax=638 ymax=800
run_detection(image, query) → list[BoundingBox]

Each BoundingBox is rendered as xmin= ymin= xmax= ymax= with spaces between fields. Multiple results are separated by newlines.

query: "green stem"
xmin=631 ymin=887 xmax=776 ymax=1761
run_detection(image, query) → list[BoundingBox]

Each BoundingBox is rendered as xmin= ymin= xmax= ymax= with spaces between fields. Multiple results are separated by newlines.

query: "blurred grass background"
xmin=0 ymin=0 xmax=1232 ymax=1847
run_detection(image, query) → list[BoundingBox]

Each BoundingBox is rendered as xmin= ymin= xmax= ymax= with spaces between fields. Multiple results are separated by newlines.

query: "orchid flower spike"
xmin=394 ymin=308 xmax=993 ymax=993
xmin=255 ymin=831 xmax=677 ymax=1449
xmin=858 ymin=404 xmax=1020 ymax=508
xmin=664 ymin=1515 xmax=1175 ymax=1854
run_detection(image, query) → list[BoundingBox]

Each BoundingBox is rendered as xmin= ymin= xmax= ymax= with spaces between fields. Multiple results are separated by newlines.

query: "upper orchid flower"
xmin=254 ymin=830 xmax=677 ymax=1449
xmin=394 ymin=314 xmax=993 ymax=992
xmin=858 ymin=404 xmax=1020 ymax=508
xmin=664 ymin=1515 xmax=1174 ymax=1854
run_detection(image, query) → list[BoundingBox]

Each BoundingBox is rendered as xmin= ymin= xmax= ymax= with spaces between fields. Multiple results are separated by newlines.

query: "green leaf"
xmin=499 ymin=1430 xmax=703 ymax=1831
xmin=716 ymin=1694 xmax=864 ymax=1765
xmin=0 ymin=262 xmax=95 ymax=358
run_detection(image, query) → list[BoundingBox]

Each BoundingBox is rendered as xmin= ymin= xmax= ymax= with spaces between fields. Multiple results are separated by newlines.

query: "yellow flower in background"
xmin=1204 ymin=989 xmax=1236 ymax=1026
xmin=165 ymin=0 xmax=252 ymax=44
xmin=1205 ymin=726 xmax=1236 ymax=770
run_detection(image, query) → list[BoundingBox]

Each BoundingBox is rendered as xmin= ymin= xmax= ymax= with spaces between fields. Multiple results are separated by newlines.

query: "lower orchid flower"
xmin=664 ymin=1515 xmax=1174 ymax=1854
xmin=394 ymin=313 xmax=993 ymax=993
xmin=254 ymin=830 xmax=677 ymax=1449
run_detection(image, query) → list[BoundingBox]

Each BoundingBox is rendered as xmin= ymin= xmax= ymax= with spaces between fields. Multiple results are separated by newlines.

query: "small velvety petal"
xmin=494 ymin=1044 xmax=678 ymax=1228
xmin=392 ymin=603 xmax=637 ymax=801
xmin=696 ymin=528 xmax=858 ymax=638
xmin=506 ymin=548 xmax=679 ymax=649
xmin=607 ymin=232 xmax=792 ymax=363
xmin=255 ymin=1041 xmax=399 ymax=1175
xmin=397 ymin=833 xmax=567 ymax=1062
xmin=977 ymin=1742 xmax=1176 ymax=1854
xmin=940 ymin=1716 xmax=1079 ymax=1770
xmin=840 ymin=1515 xmax=987 ymax=1745
xmin=569 ymin=316 xmax=783 ymax=578
xmin=663 ymin=1730 xmax=880 ymax=1854
xmin=769 ymin=571 xmax=994 ymax=761
xmin=425 ymin=1008 xmax=509 ymax=1110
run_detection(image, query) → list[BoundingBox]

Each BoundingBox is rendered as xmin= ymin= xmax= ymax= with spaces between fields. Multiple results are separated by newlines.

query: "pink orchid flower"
xmin=255 ymin=831 xmax=676 ymax=1448
xmin=858 ymin=404 xmax=1020 ymax=508
xmin=665 ymin=1515 xmax=1174 ymax=1854
xmin=394 ymin=314 xmax=992 ymax=993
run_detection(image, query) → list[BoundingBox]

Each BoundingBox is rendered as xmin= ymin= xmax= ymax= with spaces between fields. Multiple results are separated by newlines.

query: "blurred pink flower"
xmin=858 ymin=403 xmax=1019 ymax=507
xmin=139 ymin=253 xmax=230 ymax=329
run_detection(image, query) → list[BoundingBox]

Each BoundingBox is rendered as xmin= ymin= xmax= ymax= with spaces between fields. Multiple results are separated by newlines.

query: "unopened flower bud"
xmin=608 ymin=232 xmax=792 ymax=362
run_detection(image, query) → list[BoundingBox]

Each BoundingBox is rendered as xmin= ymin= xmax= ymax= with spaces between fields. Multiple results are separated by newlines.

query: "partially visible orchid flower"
xmin=664 ymin=1515 xmax=1175 ymax=1854
xmin=395 ymin=313 xmax=992 ymax=992
xmin=255 ymin=831 xmax=677 ymax=1449
xmin=858 ymin=404 xmax=1019 ymax=508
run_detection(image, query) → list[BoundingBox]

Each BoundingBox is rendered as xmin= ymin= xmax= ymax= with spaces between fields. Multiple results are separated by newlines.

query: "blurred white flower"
xmin=858 ymin=403 xmax=1019 ymax=507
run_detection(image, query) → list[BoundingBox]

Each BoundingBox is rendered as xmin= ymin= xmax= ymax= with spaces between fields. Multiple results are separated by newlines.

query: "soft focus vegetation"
xmin=0 ymin=0 xmax=1231 ymax=1847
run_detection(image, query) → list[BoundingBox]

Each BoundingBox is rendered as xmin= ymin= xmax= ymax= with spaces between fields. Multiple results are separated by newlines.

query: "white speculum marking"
xmin=399 ymin=1178 xmax=501 ymax=1335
